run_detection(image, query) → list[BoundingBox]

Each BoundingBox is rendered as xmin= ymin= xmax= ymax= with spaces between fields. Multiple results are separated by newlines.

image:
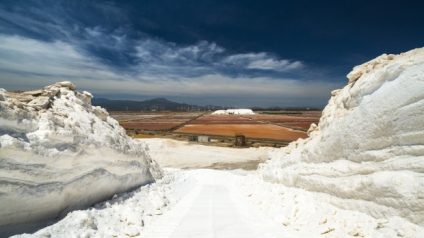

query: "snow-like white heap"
xmin=212 ymin=109 xmax=255 ymax=115
xmin=0 ymin=82 xmax=162 ymax=234
xmin=260 ymin=48 xmax=424 ymax=227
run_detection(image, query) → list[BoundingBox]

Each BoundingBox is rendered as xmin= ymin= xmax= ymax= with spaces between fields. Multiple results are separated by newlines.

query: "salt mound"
xmin=212 ymin=109 xmax=255 ymax=115
xmin=0 ymin=82 xmax=162 ymax=234
xmin=260 ymin=48 xmax=424 ymax=225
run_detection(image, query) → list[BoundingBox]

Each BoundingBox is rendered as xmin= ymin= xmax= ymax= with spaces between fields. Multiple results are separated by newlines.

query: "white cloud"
xmin=247 ymin=58 xmax=303 ymax=71
xmin=135 ymin=40 xmax=224 ymax=66
xmin=0 ymin=34 xmax=342 ymax=106
xmin=222 ymin=52 xmax=303 ymax=71
xmin=0 ymin=1 xmax=345 ymax=106
xmin=133 ymin=39 xmax=304 ymax=73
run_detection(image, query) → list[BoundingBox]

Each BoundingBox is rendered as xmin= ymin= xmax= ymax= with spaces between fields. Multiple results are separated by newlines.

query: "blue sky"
xmin=0 ymin=0 xmax=423 ymax=107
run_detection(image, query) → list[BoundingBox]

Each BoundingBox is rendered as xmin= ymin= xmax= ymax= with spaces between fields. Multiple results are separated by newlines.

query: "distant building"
xmin=188 ymin=135 xmax=210 ymax=143
xmin=235 ymin=135 xmax=246 ymax=147
xmin=198 ymin=135 xmax=210 ymax=143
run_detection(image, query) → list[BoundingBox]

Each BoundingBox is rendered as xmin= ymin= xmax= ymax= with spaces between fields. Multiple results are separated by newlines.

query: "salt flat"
xmin=142 ymin=170 xmax=287 ymax=238
xmin=139 ymin=138 xmax=273 ymax=169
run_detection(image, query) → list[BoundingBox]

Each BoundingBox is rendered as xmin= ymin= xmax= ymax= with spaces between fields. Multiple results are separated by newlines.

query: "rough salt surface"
xmin=259 ymin=48 xmax=424 ymax=228
xmin=16 ymin=168 xmax=424 ymax=238
xmin=212 ymin=108 xmax=255 ymax=115
xmin=0 ymin=82 xmax=162 ymax=235
xmin=12 ymin=170 xmax=178 ymax=238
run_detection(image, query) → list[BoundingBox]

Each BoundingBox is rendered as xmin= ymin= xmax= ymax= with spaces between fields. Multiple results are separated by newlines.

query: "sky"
xmin=0 ymin=0 xmax=423 ymax=107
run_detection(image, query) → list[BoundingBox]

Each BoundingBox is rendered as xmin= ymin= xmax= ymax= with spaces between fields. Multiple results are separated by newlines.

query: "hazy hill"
xmin=92 ymin=97 xmax=221 ymax=111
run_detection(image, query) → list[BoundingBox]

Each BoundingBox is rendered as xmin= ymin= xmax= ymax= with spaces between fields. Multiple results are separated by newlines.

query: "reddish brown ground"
xmin=175 ymin=124 xmax=307 ymax=141
xmin=109 ymin=111 xmax=321 ymax=142
xmin=188 ymin=112 xmax=321 ymax=131
xmin=190 ymin=115 xmax=257 ymax=124
xmin=120 ymin=122 xmax=182 ymax=131
xmin=111 ymin=112 xmax=203 ymax=131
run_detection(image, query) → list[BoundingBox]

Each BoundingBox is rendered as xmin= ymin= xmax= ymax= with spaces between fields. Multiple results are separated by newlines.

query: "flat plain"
xmin=109 ymin=110 xmax=320 ymax=144
xmin=111 ymin=111 xmax=204 ymax=131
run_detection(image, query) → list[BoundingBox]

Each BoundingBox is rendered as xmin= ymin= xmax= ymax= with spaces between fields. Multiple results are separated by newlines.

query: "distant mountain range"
xmin=92 ymin=97 xmax=222 ymax=111
xmin=92 ymin=97 xmax=321 ymax=112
